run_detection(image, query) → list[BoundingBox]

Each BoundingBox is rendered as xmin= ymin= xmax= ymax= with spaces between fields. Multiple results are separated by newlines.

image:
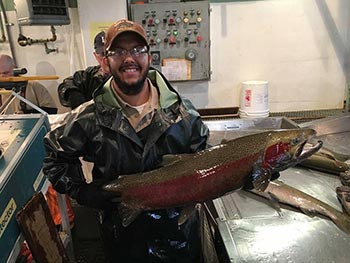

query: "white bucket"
xmin=239 ymin=80 xmax=269 ymax=118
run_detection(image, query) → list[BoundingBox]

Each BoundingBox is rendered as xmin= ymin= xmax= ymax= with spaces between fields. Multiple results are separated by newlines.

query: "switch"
xmin=151 ymin=51 xmax=160 ymax=65
xmin=185 ymin=49 xmax=197 ymax=61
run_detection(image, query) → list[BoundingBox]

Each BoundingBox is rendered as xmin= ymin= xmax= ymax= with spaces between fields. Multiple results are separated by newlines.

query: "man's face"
xmin=93 ymin=52 xmax=106 ymax=71
xmin=0 ymin=62 xmax=14 ymax=77
xmin=102 ymin=32 xmax=151 ymax=96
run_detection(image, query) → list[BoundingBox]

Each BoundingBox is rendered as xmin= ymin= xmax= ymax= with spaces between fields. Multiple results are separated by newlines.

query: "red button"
xmin=196 ymin=35 xmax=203 ymax=42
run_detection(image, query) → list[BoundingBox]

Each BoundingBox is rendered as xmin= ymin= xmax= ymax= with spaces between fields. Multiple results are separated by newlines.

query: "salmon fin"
xmin=178 ymin=204 xmax=196 ymax=226
xmin=251 ymin=167 xmax=271 ymax=192
xmin=340 ymin=171 xmax=350 ymax=186
xmin=118 ymin=203 xmax=142 ymax=227
xmin=220 ymin=139 xmax=229 ymax=144
xmin=250 ymin=189 xmax=283 ymax=216
xmin=299 ymin=207 xmax=316 ymax=218
xmin=321 ymin=146 xmax=350 ymax=162
xmin=336 ymin=186 xmax=350 ymax=215
xmin=262 ymin=191 xmax=282 ymax=214
xmin=161 ymin=154 xmax=183 ymax=167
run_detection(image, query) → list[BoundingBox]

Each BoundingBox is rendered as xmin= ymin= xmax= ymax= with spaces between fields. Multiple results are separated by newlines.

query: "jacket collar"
xmin=93 ymin=69 xmax=183 ymax=133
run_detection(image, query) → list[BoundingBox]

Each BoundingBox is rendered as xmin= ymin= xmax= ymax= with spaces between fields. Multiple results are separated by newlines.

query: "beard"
xmin=110 ymin=63 xmax=150 ymax=96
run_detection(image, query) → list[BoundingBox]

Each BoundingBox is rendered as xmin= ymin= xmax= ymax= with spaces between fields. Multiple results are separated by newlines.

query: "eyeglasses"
xmin=107 ymin=46 xmax=149 ymax=59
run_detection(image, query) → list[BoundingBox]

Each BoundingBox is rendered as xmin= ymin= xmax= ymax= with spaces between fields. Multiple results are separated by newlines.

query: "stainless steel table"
xmin=204 ymin=115 xmax=350 ymax=263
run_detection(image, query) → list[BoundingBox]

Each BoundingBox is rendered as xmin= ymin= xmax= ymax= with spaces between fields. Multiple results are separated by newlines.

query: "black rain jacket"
xmin=44 ymin=69 xmax=209 ymax=209
xmin=57 ymin=65 xmax=109 ymax=109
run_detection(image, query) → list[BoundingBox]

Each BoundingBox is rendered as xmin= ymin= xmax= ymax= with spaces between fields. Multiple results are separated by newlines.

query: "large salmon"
xmin=251 ymin=180 xmax=350 ymax=234
xmin=103 ymin=129 xmax=322 ymax=227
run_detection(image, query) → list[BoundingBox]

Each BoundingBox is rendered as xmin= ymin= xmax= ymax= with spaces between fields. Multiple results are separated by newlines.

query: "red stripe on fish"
xmin=122 ymin=152 xmax=262 ymax=209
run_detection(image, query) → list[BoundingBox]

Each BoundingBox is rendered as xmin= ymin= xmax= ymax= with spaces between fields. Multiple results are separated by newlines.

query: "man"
xmin=57 ymin=31 xmax=109 ymax=109
xmin=43 ymin=19 xmax=209 ymax=262
xmin=0 ymin=54 xmax=57 ymax=114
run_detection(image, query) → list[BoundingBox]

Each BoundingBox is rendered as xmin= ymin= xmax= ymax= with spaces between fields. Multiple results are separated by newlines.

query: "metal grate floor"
xmin=270 ymin=109 xmax=345 ymax=123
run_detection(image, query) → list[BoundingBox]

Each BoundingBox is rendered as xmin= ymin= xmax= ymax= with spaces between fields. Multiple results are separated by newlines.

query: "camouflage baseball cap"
xmin=104 ymin=19 xmax=148 ymax=52
xmin=94 ymin=31 xmax=105 ymax=55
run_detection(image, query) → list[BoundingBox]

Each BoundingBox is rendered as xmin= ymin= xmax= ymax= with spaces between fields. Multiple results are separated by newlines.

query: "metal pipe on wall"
xmin=0 ymin=0 xmax=18 ymax=65
xmin=316 ymin=0 xmax=350 ymax=112
xmin=0 ymin=3 xmax=6 ymax=43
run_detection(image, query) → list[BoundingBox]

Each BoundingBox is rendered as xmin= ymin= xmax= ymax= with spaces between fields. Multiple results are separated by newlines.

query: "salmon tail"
xmin=118 ymin=203 xmax=143 ymax=227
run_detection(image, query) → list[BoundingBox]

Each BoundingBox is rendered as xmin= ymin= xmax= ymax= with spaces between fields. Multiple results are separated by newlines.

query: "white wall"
xmin=77 ymin=0 xmax=128 ymax=67
xmin=1 ymin=0 xmax=349 ymax=113
xmin=206 ymin=0 xmax=348 ymax=111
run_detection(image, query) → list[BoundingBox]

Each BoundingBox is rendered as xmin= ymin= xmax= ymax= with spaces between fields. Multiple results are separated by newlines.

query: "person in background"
xmin=43 ymin=19 xmax=209 ymax=262
xmin=57 ymin=31 xmax=110 ymax=109
xmin=0 ymin=54 xmax=58 ymax=114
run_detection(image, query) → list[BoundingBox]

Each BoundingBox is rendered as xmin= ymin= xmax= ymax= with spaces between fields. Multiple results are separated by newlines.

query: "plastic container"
xmin=239 ymin=80 xmax=269 ymax=118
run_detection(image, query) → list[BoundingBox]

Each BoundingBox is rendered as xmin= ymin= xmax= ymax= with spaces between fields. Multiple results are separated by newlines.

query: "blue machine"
xmin=0 ymin=114 xmax=50 ymax=262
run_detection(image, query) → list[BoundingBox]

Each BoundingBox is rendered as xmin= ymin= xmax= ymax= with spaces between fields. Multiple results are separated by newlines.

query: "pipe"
xmin=0 ymin=2 xmax=6 ymax=43
xmin=17 ymin=25 xmax=57 ymax=46
xmin=44 ymin=43 xmax=58 ymax=54
xmin=0 ymin=0 xmax=17 ymax=65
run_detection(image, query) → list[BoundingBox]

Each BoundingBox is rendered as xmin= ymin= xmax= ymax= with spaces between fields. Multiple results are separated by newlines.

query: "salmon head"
xmin=251 ymin=128 xmax=322 ymax=190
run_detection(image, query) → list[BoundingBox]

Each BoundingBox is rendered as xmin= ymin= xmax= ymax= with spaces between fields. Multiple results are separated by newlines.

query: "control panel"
xmin=131 ymin=1 xmax=210 ymax=81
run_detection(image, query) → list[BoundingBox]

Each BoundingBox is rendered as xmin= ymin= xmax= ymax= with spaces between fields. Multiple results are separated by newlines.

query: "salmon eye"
xmin=291 ymin=137 xmax=301 ymax=145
